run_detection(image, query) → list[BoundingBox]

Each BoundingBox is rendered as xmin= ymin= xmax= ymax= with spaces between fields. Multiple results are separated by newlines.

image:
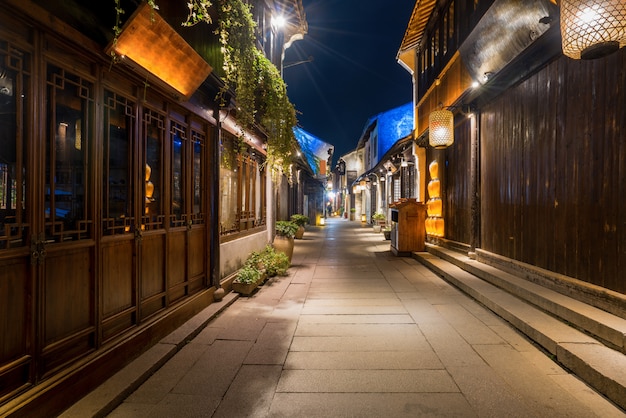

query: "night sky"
xmin=283 ymin=1 xmax=416 ymax=163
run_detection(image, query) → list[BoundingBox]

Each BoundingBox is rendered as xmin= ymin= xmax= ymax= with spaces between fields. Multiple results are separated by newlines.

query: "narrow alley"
xmin=66 ymin=218 xmax=624 ymax=417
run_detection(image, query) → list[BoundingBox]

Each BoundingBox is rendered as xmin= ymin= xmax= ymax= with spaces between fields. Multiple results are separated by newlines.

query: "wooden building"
xmin=0 ymin=0 xmax=306 ymax=415
xmin=398 ymin=0 xmax=625 ymax=304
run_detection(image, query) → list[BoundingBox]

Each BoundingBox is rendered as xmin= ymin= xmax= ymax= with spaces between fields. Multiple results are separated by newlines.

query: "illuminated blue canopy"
xmin=293 ymin=127 xmax=334 ymax=178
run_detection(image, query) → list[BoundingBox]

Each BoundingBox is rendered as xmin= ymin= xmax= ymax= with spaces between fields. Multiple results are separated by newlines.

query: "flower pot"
xmin=295 ymin=225 xmax=305 ymax=239
xmin=232 ymin=281 xmax=258 ymax=296
xmin=373 ymin=225 xmax=382 ymax=233
xmin=383 ymin=230 xmax=391 ymax=240
xmin=273 ymin=235 xmax=294 ymax=262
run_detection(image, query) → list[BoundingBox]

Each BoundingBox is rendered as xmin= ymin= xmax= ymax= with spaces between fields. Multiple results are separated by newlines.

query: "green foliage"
xmin=275 ymin=220 xmax=298 ymax=238
xmin=290 ymin=214 xmax=309 ymax=227
xmin=372 ymin=212 xmax=386 ymax=221
xmin=260 ymin=245 xmax=290 ymax=276
xmin=182 ymin=0 xmax=213 ymax=26
xmin=217 ymin=0 xmax=297 ymax=174
xmin=235 ymin=265 xmax=261 ymax=284
xmin=242 ymin=245 xmax=290 ymax=280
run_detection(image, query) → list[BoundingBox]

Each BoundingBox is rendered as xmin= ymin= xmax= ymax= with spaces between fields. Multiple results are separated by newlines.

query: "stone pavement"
xmin=63 ymin=217 xmax=625 ymax=417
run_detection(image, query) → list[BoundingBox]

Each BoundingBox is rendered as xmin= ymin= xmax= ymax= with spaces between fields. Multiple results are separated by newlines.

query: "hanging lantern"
xmin=429 ymin=109 xmax=454 ymax=149
xmin=560 ymin=0 xmax=626 ymax=60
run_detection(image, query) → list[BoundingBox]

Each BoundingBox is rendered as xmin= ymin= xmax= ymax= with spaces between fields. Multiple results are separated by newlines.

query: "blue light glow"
xmin=374 ymin=102 xmax=413 ymax=157
xmin=293 ymin=127 xmax=333 ymax=177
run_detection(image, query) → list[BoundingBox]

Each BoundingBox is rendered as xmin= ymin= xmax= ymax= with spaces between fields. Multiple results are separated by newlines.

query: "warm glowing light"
xmin=561 ymin=0 xmax=626 ymax=59
xmin=429 ymin=109 xmax=454 ymax=149
xmin=107 ymin=3 xmax=212 ymax=99
xmin=75 ymin=119 xmax=82 ymax=150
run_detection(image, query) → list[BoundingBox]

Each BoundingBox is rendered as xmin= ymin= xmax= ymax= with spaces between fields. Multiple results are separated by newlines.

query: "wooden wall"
xmin=480 ymin=48 xmax=626 ymax=294
xmin=442 ymin=117 xmax=473 ymax=245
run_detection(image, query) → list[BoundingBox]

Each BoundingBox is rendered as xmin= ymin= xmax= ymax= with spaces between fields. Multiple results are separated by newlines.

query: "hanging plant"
xmin=217 ymin=0 xmax=297 ymax=174
xmin=182 ymin=0 xmax=213 ymax=27
xmin=256 ymin=49 xmax=298 ymax=174
xmin=217 ymin=0 xmax=258 ymax=133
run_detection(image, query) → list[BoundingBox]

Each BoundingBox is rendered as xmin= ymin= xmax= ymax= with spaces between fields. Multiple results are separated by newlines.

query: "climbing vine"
xmin=217 ymin=0 xmax=297 ymax=174
xmin=182 ymin=0 xmax=213 ymax=26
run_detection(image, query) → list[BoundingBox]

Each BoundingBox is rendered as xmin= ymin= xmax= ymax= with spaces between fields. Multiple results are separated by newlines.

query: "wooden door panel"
xmin=188 ymin=227 xmax=206 ymax=294
xmin=0 ymin=255 xmax=32 ymax=400
xmin=140 ymin=233 xmax=165 ymax=318
xmin=140 ymin=234 xmax=165 ymax=297
xmin=101 ymin=239 xmax=136 ymax=341
xmin=41 ymin=246 xmax=95 ymax=375
xmin=167 ymin=231 xmax=186 ymax=302
xmin=167 ymin=231 xmax=186 ymax=287
xmin=102 ymin=240 xmax=134 ymax=316
xmin=188 ymin=227 xmax=205 ymax=278
xmin=44 ymin=248 xmax=93 ymax=341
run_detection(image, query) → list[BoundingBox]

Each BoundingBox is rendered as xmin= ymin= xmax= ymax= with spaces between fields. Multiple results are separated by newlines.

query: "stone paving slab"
xmin=284 ymin=350 xmax=443 ymax=370
xmin=290 ymin=334 xmax=431 ymax=352
xmin=267 ymin=393 xmax=476 ymax=417
xmin=294 ymin=322 xmax=420 ymax=337
xmin=297 ymin=314 xmax=415 ymax=324
xmin=276 ymin=369 xmax=459 ymax=393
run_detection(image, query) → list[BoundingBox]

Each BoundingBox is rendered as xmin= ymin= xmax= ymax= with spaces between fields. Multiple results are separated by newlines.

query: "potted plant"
xmin=232 ymin=265 xmax=262 ymax=296
xmin=372 ymin=212 xmax=385 ymax=232
xmin=261 ymin=245 xmax=290 ymax=277
xmin=274 ymin=220 xmax=298 ymax=262
xmin=383 ymin=226 xmax=392 ymax=240
xmin=290 ymin=214 xmax=309 ymax=239
xmin=349 ymin=207 xmax=356 ymax=221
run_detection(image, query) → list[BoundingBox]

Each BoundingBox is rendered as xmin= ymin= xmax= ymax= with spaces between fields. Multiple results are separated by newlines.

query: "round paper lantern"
xmin=429 ymin=109 xmax=454 ymax=149
xmin=561 ymin=0 xmax=626 ymax=59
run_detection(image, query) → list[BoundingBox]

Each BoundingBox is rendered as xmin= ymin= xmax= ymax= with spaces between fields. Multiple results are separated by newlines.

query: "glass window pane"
xmin=103 ymin=90 xmax=134 ymax=235
xmin=220 ymin=133 xmax=238 ymax=235
xmin=170 ymin=121 xmax=186 ymax=226
xmin=45 ymin=65 xmax=93 ymax=242
xmin=0 ymin=41 xmax=29 ymax=249
xmin=192 ymin=129 xmax=204 ymax=222
xmin=143 ymin=109 xmax=164 ymax=230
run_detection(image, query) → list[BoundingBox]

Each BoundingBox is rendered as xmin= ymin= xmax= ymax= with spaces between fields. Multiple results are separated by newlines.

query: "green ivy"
xmin=217 ymin=0 xmax=297 ymax=174
xmin=182 ymin=0 xmax=213 ymax=26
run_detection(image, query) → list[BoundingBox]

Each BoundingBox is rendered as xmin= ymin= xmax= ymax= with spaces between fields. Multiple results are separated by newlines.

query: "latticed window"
xmin=45 ymin=64 xmax=94 ymax=242
xmin=102 ymin=91 xmax=135 ymax=236
xmin=0 ymin=40 xmax=29 ymax=249
xmin=219 ymin=133 xmax=264 ymax=236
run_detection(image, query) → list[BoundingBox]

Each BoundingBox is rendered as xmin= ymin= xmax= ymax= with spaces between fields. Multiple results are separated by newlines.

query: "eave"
xmin=396 ymin=0 xmax=438 ymax=73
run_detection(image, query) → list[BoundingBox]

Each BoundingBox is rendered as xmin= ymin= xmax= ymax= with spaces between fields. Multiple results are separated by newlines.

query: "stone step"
xmin=414 ymin=251 xmax=626 ymax=411
xmin=426 ymin=246 xmax=626 ymax=354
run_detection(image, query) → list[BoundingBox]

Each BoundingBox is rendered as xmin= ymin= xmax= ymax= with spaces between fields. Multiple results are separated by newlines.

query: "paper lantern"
xmin=560 ymin=0 xmax=626 ymax=59
xmin=429 ymin=109 xmax=454 ymax=148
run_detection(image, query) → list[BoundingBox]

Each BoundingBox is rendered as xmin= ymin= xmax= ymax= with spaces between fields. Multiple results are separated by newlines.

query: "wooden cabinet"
xmin=389 ymin=198 xmax=426 ymax=256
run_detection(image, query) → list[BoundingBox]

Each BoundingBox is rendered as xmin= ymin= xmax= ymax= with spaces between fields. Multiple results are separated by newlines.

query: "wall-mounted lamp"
xmin=560 ymin=0 xmax=626 ymax=59
xmin=106 ymin=2 xmax=212 ymax=100
xmin=429 ymin=106 xmax=454 ymax=149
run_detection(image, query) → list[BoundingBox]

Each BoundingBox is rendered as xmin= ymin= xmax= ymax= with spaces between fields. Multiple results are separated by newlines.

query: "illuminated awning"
xmin=106 ymin=2 xmax=212 ymax=101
